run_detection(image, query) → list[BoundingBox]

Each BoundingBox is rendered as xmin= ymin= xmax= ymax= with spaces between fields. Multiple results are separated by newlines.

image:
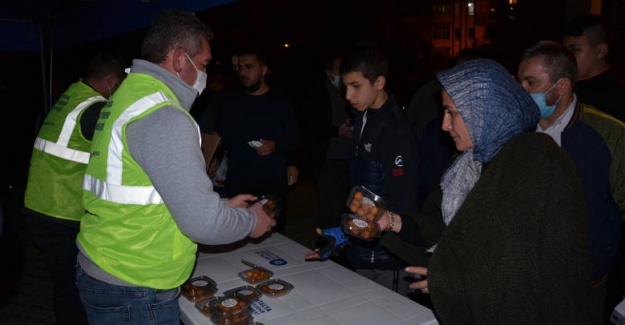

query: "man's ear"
xmin=559 ymin=78 xmax=573 ymax=95
xmin=172 ymin=48 xmax=186 ymax=72
xmin=105 ymin=73 xmax=117 ymax=88
xmin=374 ymin=75 xmax=386 ymax=90
xmin=596 ymin=43 xmax=609 ymax=59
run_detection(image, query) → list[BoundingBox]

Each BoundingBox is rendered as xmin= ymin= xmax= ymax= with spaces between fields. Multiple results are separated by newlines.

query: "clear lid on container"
xmin=223 ymin=285 xmax=263 ymax=304
xmin=255 ymin=278 xmax=294 ymax=298
xmin=194 ymin=297 xmax=217 ymax=318
xmin=181 ymin=275 xmax=218 ymax=302
xmin=341 ymin=213 xmax=381 ymax=240
xmin=346 ymin=186 xmax=386 ymax=221
xmin=238 ymin=267 xmax=273 ymax=284
xmin=208 ymin=294 xmax=253 ymax=325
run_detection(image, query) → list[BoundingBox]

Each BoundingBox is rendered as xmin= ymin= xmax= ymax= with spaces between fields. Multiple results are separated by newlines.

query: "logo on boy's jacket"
xmin=394 ymin=155 xmax=403 ymax=167
xmin=393 ymin=155 xmax=404 ymax=176
xmin=364 ymin=143 xmax=372 ymax=152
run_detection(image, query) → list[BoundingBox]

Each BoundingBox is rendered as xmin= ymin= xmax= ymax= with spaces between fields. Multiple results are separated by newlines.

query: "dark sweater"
xmin=382 ymin=132 xmax=595 ymax=325
xmin=575 ymin=68 xmax=625 ymax=123
xmin=217 ymin=88 xmax=299 ymax=182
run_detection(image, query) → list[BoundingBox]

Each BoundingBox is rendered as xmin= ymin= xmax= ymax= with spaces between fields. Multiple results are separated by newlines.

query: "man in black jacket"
xmin=303 ymin=53 xmax=353 ymax=229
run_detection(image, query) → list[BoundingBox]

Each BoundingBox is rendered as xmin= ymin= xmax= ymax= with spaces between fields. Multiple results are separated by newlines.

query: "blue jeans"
xmin=76 ymin=264 xmax=181 ymax=325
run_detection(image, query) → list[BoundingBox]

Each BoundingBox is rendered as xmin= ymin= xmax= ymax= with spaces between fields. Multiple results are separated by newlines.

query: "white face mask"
xmin=184 ymin=53 xmax=207 ymax=96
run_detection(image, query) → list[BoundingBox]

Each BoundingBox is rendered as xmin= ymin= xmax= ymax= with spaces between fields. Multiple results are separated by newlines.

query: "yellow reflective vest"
xmin=78 ymin=73 xmax=197 ymax=289
xmin=24 ymin=81 xmax=105 ymax=221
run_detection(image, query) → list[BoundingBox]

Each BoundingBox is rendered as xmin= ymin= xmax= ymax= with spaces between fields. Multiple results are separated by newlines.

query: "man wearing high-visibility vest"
xmin=23 ymin=51 xmax=126 ymax=324
xmin=74 ymin=10 xmax=275 ymax=324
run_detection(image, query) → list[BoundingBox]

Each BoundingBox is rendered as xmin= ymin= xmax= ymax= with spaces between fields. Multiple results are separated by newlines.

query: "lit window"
xmin=468 ymin=2 xmax=474 ymax=15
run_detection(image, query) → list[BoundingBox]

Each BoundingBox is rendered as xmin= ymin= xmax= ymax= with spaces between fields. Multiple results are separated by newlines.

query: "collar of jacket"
xmin=354 ymin=92 xmax=396 ymax=117
xmin=564 ymin=101 xmax=584 ymax=130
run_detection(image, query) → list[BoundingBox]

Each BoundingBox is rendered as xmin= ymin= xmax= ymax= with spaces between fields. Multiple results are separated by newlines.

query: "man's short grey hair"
xmin=141 ymin=9 xmax=214 ymax=64
xmin=520 ymin=40 xmax=578 ymax=87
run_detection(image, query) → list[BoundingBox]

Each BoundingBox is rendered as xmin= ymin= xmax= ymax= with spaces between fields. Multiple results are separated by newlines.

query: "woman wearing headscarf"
xmin=377 ymin=59 xmax=595 ymax=324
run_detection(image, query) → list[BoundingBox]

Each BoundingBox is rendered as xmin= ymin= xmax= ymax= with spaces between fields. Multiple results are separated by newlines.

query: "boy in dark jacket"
xmin=307 ymin=43 xmax=419 ymax=296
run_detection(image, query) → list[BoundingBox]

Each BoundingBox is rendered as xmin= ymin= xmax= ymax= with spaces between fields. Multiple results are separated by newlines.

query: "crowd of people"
xmin=20 ymin=7 xmax=625 ymax=325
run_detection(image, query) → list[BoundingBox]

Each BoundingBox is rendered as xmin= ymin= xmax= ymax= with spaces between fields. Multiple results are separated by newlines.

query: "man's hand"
xmin=254 ymin=139 xmax=275 ymax=156
xmin=338 ymin=120 xmax=353 ymax=139
xmin=248 ymin=202 xmax=276 ymax=238
xmin=287 ymin=166 xmax=298 ymax=186
xmin=227 ymin=194 xmax=257 ymax=208
xmin=304 ymin=228 xmax=325 ymax=260
xmin=304 ymin=227 xmax=348 ymax=261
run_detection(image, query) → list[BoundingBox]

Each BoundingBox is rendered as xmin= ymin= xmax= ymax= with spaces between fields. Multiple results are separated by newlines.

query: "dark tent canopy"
xmin=0 ymin=0 xmax=237 ymax=52
xmin=0 ymin=0 xmax=238 ymax=217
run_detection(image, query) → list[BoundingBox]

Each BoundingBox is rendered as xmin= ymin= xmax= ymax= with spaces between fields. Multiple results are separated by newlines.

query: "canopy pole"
xmin=38 ymin=19 xmax=49 ymax=114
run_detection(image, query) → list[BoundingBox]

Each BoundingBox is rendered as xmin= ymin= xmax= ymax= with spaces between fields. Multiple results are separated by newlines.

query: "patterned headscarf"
xmin=436 ymin=59 xmax=539 ymax=226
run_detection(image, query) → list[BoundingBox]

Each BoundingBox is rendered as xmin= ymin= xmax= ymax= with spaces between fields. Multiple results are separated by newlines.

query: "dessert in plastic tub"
xmin=181 ymin=275 xmax=218 ymax=302
xmin=342 ymin=213 xmax=382 ymax=240
xmin=194 ymin=297 xmax=217 ymax=318
xmin=223 ymin=285 xmax=263 ymax=304
xmin=256 ymin=279 xmax=294 ymax=298
xmin=346 ymin=185 xmax=385 ymax=221
xmin=208 ymin=294 xmax=253 ymax=325
xmin=238 ymin=267 xmax=273 ymax=284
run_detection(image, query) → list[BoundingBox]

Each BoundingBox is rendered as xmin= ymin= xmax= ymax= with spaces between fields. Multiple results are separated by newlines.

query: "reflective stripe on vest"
xmin=33 ymin=95 xmax=104 ymax=164
xmin=83 ymin=92 xmax=176 ymax=205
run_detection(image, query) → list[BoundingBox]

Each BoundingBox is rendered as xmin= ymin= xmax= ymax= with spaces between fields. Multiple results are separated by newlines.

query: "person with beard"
xmin=517 ymin=41 xmax=625 ymax=324
xmin=216 ymin=45 xmax=299 ymax=234
xmin=74 ymin=11 xmax=275 ymax=323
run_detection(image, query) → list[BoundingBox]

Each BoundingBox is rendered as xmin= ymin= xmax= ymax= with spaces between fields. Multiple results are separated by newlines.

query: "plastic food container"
xmin=194 ymin=297 xmax=217 ymax=318
xmin=223 ymin=285 xmax=263 ymax=304
xmin=238 ymin=267 xmax=273 ymax=284
xmin=256 ymin=279 xmax=294 ymax=298
xmin=181 ymin=276 xmax=218 ymax=302
xmin=345 ymin=185 xmax=385 ymax=221
xmin=208 ymin=294 xmax=253 ymax=325
xmin=342 ymin=213 xmax=382 ymax=240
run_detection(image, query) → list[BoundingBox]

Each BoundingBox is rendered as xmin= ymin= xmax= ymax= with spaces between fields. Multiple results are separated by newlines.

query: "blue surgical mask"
xmin=530 ymin=79 xmax=561 ymax=119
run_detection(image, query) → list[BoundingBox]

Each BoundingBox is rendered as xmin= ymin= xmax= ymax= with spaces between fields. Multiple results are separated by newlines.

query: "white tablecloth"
xmin=179 ymin=232 xmax=438 ymax=325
